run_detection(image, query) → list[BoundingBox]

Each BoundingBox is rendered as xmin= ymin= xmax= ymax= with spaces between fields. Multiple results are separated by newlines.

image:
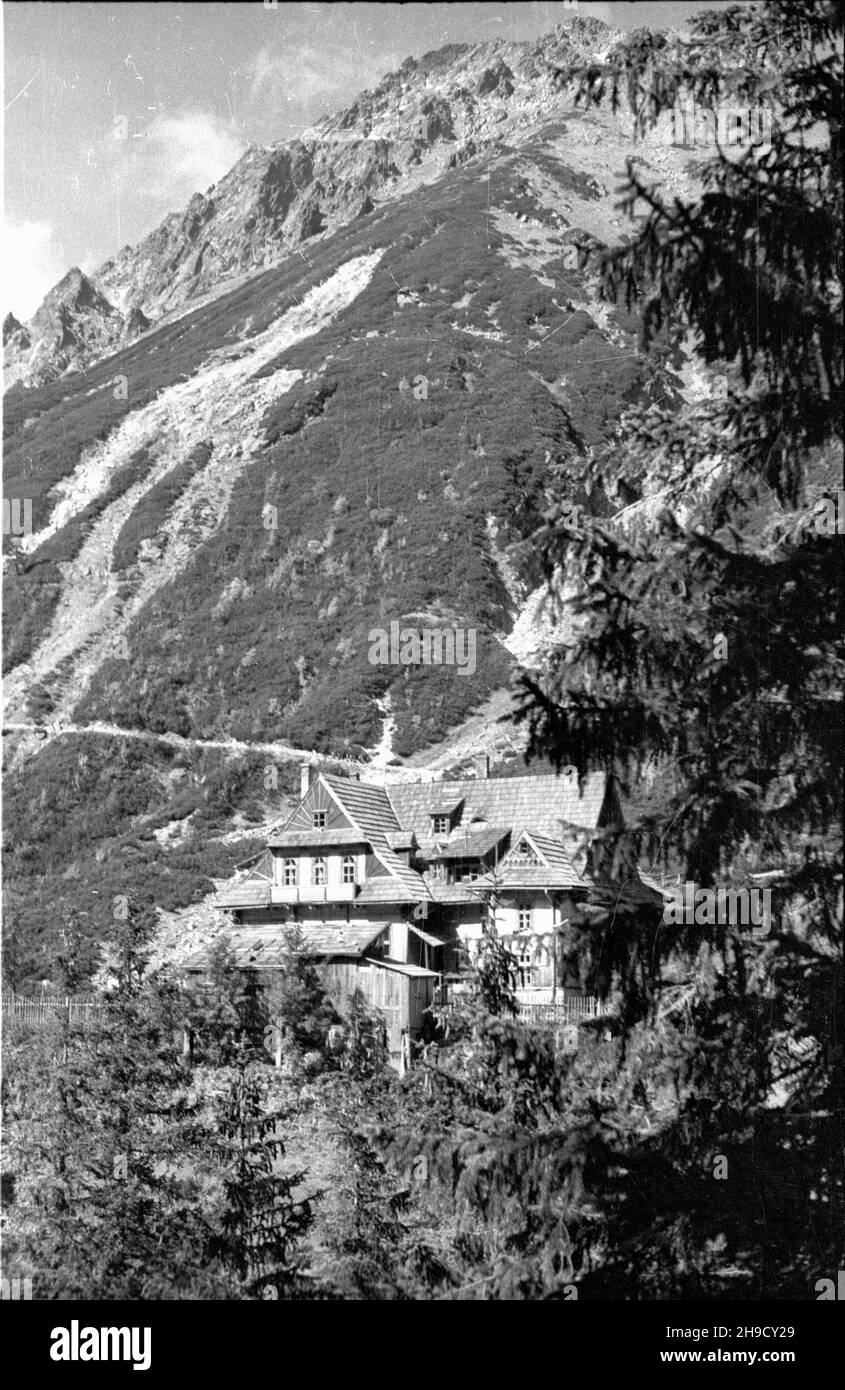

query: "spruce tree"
xmin=506 ymin=0 xmax=843 ymax=1296
xmin=265 ymin=923 xmax=338 ymax=1069
xmin=3 ymin=896 xmax=214 ymax=1298
xmin=208 ymin=1050 xmax=315 ymax=1299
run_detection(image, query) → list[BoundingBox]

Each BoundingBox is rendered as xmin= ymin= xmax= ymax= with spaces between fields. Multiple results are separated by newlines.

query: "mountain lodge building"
xmin=183 ymin=759 xmax=661 ymax=1070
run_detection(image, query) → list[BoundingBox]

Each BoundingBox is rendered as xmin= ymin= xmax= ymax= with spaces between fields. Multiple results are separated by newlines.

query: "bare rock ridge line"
xmin=3 ymin=252 xmax=384 ymax=726
xmin=4 ymin=17 xmax=624 ymax=387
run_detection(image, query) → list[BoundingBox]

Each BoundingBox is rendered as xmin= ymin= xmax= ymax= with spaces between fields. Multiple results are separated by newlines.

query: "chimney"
xmin=300 ymin=764 xmax=315 ymax=798
xmin=474 ymin=755 xmax=489 ymax=780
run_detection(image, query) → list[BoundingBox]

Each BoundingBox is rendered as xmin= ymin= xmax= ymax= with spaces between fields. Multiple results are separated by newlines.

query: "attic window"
xmin=432 ymin=815 xmax=450 ymax=835
xmin=511 ymin=838 xmax=539 ymax=866
xmin=313 ymin=809 xmax=327 ymax=830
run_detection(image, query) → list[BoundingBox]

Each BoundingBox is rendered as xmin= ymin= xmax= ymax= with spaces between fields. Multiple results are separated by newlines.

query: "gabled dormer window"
xmin=511 ymin=838 xmax=539 ymax=866
xmin=313 ymin=809 xmax=327 ymax=830
xmin=283 ymin=858 xmax=297 ymax=887
xmin=432 ymin=814 xmax=450 ymax=835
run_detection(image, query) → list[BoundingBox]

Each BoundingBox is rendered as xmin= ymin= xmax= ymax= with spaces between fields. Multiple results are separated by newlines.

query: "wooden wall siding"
xmin=365 ymin=852 xmax=390 ymax=877
xmin=288 ymin=782 xmax=351 ymax=831
xmin=407 ymin=977 xmax=435 ymax=1031
xmin=321 ymin=962 xmax=404 ymax=1024
xmin=320 ymin=961 xmax=362 ymax=1012
xmin=319 ymin=961 xmax=435 ymax=1059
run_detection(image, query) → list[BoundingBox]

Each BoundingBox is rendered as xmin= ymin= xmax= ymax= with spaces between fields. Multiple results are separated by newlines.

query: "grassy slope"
xmin=59 ymin=140 xmax=659 ymax=754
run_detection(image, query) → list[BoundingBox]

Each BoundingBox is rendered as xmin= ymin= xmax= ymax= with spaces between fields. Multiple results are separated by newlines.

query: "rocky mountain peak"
xmin=5 ymin=18 xmax=635 ymax=389
xmin=3 ymin=312 xmax=29 ymax=349
xmin=40 ymin=266 xmax=98 ymax=309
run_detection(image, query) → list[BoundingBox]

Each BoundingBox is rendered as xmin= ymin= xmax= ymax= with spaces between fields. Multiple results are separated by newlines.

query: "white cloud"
xmin=1 ymin=219 xmax=68 ymax=321
xmin=133 ymin=110 xmax=247 ymax=207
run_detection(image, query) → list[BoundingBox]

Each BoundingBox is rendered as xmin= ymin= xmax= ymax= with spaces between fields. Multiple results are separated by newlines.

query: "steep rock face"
xmin=3 ymin=312 xmax=30 ymax=349
xmin=5 ymin=16 xmax=639 ymax=387
xmin=122 ymin=305 xmax=151 ymax=340
xmin=478 ymin=58 xmax=516 ymax=98
xmin=4 ymin=269 xmax=127 ymax=387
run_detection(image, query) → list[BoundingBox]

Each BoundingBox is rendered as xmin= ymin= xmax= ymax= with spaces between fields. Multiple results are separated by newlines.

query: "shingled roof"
xmin=319 ymin=774 xmax=430 ymax=902
xmin=215 ymin=877 xmax=273 ymax=910
xmin=232 ymin=770 xmax=620 ymax=910
xmin=422 ymin=876 xmax=487 ymax=904
xmin=359 ymin=841 xmax=430 ymax=902
xmin=427 ymin=826 xmax=510 ymax=860
xmin=182 ymin=923 xmax=387 ymax=972
xmin=322 ymin=774 xmax=401 ymax=837
xmin=268 ymin=829 xmax=368 ymax=849
xmin=476 ymin=829 xmax=587 ymax=890
xmin=386 ymin=771 xmax=614 ymax=847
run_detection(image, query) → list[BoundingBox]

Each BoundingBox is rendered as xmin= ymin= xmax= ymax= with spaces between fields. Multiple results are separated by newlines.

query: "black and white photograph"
xmin=1 ymin=0 xmax=842 ymax=1349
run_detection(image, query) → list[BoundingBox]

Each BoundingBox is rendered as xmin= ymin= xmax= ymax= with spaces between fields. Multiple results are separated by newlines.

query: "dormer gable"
xmin=428 ymin=796 xmax=464 ymax=836
xmin=509 ymin=834 xmax=541 ymax=866
xmin=286 ymin=775 xmax=353 ymax=833
xmin=487 ymin=828 xmax=586 ymax=890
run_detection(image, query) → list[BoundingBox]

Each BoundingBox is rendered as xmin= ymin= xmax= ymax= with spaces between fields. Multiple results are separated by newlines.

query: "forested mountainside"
xmin=4 ymin=16 xmax=702 ymax=985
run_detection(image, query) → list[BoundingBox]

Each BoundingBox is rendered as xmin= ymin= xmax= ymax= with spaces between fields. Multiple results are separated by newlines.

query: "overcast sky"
xmin=3 ymin=1 xmax=720 ymax=320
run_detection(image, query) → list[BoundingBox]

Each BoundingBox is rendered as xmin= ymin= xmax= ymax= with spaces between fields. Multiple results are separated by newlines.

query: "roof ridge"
xmin=389 ymin=769 xmax=607 ymax=787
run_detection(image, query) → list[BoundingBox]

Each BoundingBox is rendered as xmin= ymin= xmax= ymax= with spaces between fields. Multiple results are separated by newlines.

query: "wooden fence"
xmin=516 ymin=996 xmax=605 ymax=1026
xmin=2 ymin=993 xmax=106 ymax=1029
xmin=435 ymin=991 xmax=607 ymax=1027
